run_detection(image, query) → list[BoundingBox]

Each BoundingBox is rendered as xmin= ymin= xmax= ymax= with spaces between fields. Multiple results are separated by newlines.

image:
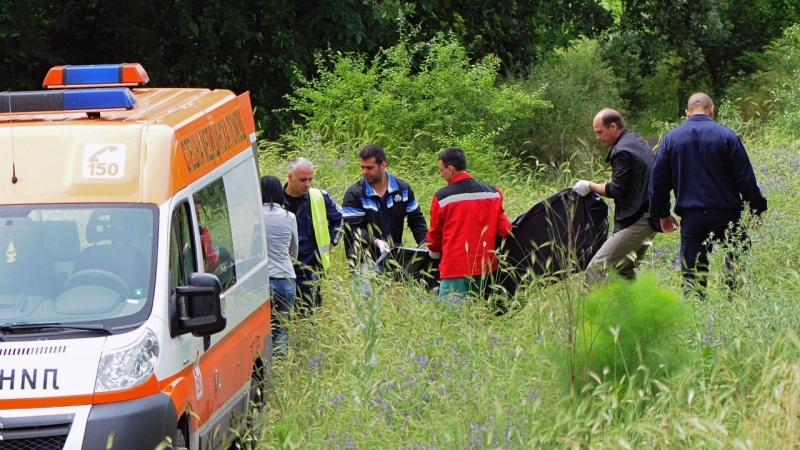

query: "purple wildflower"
xmin=330 ymin=391 xmax=344 ymax=407
xmin=344 ymin=432 xmax=354 ymax=450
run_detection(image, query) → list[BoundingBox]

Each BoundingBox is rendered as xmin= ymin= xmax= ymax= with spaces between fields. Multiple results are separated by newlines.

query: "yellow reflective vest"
xmin=309 ymin=188 xmax=331 ymax=270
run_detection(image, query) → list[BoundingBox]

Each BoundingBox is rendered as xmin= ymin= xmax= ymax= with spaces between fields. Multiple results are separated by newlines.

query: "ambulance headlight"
xmin=95 ymin=328 xmax=159 ymax=392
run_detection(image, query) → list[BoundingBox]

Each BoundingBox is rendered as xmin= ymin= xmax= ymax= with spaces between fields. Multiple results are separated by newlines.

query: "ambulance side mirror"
xmin=173 ymin=272 xmax=227 ymax=337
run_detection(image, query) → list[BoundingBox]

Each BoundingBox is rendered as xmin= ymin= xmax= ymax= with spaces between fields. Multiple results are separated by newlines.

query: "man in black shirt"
xmin=573 ymin=108 xmax=656 ymax=285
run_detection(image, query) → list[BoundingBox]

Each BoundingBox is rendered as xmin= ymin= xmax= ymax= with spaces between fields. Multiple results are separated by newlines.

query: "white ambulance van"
xmin=0 ymin=63 xmax=272 ymax=449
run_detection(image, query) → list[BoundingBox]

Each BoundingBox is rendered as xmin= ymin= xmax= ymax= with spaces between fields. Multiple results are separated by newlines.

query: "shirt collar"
xmin=364 ymin=172 xmax=400 ymax=197
xmin=687 ymin=114 xmax=713 ymax=122
xmin=606 ymin=129 xmax=628 ymax=163
xmin=449 ymin=171 xmax=473 ymax=184
xmin=282 ymin=183 xmax=308 ymax=200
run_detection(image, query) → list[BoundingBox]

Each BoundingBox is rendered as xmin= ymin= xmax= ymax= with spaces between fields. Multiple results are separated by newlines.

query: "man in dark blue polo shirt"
xmin=342 ymin=144 xmax=427 ymax=272
xmin=649 ymin=92 xmax=767 ymax=296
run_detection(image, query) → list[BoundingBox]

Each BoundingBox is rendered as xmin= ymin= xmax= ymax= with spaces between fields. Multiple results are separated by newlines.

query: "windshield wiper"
xmin=0 ymin=322 xmax=113 ymax=335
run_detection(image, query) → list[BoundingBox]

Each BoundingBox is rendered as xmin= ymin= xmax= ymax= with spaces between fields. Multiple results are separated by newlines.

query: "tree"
xmin=602 ymin=0 xmax=800 ymax=119
xmin=407 ymin=0 xmax=613 ymax=74
xmin=0 ymin=0 xmax=405 ymax=136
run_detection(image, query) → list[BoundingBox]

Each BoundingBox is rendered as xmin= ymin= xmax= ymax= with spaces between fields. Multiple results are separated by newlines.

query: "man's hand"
xmin=660 ymin=215 xmax=680 ymax=233
xmin=572 ymin=180 xmax=591 ymax=197
xmin=373 ymin=239 xmax=391 ymax=254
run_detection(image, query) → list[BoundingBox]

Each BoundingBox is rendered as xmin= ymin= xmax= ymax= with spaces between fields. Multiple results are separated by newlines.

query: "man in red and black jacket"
xmin=426 ymin=147 xmax=513 ymax=300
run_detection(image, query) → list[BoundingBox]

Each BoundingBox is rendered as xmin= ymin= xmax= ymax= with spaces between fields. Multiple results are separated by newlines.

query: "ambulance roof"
xmin=0 ymin=74 xmax=256 ymax=206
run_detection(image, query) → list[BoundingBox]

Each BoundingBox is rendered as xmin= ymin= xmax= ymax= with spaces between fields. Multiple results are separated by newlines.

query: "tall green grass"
xmin=247 ymin=126 xmax=800 ymax=449
xmin=245 ymin=25 xmax=800 ymax=449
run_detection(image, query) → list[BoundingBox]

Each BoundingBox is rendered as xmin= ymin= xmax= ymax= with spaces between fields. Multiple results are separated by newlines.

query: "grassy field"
xmin=249 ymin=127 xmax=800 ymax=449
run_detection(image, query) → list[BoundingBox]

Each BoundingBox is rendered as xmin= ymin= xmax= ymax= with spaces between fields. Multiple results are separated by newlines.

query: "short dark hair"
xmin=359 ymin=144 xmax=387 ymax=165
xmin=599 ymin=109 xmax=625 ymax=129
xmin=439 ymin=147 xmax=467 ymax=171
xmin=260 ymin=175 xmax=285 ymax=209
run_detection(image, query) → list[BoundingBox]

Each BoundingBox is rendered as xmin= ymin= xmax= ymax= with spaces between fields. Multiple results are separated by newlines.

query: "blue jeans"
xmin=270 ymin=277 xmax=296 ymax=357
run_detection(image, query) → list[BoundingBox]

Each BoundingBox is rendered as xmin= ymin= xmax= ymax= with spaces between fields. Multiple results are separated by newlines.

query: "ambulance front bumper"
xmin=0 ymin=392 xmax=177 ymax=450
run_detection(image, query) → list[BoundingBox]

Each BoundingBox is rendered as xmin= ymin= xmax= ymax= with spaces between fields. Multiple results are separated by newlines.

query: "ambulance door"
xmin=166 ymin=200 xmax=209 ymax=424
xmin=190 ymin=178 xmax=246 ymax=446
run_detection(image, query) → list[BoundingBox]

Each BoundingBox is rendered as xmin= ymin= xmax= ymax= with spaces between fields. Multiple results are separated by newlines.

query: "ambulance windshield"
xmin=0 ymin=204 xmax=156 ymax=330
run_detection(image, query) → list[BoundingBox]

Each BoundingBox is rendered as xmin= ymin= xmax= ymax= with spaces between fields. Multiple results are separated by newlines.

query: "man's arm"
xmin=405 ymin=186 xmax=428 ymax=245
xmin=341 ymin=186 xmax=373 ymax=269
xmin=324 ymin=191 xmax=344 ymax=246
xmin=425 ymin=195 xmax=443 ymax=256
xmin=288 ymin=213 xmax=299 ymax=258
xmin=603 ymin=151 xmax=633 ymax=200
xmin=496 ymin=188 xmax=513 ymax=237
xmin=729 ymin=136 xmax=768 ymax=215
xmin=649 ymin=143 xmax=673 ymax=220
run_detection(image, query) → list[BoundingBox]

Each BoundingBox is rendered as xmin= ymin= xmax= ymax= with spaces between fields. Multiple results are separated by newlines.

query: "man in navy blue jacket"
xmin=649 ymin=92 xmax=767 ymax=295
xmin=342 ymin=144 xmax=428 ymax=271
xmin=283 ymin=157 xmax=343 ymax=316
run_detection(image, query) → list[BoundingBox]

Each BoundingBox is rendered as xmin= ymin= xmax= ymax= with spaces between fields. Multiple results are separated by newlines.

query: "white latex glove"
xmin=374 ymin=239 xmax=391 ymax=254
xmin=572 ymin=180 xmax=591 ymax=196
xmin=428 ymin=249 xmax=441 ymax=260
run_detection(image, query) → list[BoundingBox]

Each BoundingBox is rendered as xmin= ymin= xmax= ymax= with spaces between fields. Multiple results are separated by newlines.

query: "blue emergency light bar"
xmin=0 ymin=88 xmax=137 ymax=114
xmin=43 ymin=63 xmax=149 ymax=89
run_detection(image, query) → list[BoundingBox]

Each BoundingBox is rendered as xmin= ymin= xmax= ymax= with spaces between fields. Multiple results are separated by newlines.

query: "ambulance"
xmin=0 ymin=63 xmax=272 ymax=449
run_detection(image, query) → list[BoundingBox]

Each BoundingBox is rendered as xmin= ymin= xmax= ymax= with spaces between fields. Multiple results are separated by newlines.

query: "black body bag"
xmin=498 ymin=189 xmax=609 ymax=296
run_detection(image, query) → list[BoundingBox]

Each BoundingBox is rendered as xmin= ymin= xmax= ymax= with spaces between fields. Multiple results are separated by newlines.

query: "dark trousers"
xmin=294 ymin=266 xmax=322 ymax=317
xmin=679 ymin=209 xmax=748 ymax=295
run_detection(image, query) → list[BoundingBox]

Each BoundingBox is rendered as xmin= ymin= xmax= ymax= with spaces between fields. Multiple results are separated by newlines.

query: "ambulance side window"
xmin=194 ymin=179 xmax=237 ymax=290
xmin=169 ymin=202 xmax=197 ymax=288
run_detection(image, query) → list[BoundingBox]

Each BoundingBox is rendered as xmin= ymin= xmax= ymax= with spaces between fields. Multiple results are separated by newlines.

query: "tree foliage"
xmin=405 ymin=0 xmax=613 ymax=74
xmin=0 ymin=0 xmax=405 ymax=135
xmin=603 ymin=0 xmax=800 ymax=119
xmin=0 ymin=0 xmax=797 ymax=135
xmin=514 ymin=37 xmax=625 ymax=163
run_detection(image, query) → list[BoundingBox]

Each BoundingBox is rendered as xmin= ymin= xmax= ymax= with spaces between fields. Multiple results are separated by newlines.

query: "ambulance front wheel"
xmin=174 ymin=415 xmax=189 ymax=449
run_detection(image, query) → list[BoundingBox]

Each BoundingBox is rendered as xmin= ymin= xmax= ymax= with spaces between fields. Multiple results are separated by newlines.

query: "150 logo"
xmin=82 ymin=144 xmax=127 ymax=179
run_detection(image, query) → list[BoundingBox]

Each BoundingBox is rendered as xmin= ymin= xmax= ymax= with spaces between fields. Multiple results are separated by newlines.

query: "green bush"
xmin=570 ymin=274 xmax=694 ymax=390
xmin=512 ymin=37 xmax=625 ymax=163
xmin=279 ymin=29 xmax=549 ymax=179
